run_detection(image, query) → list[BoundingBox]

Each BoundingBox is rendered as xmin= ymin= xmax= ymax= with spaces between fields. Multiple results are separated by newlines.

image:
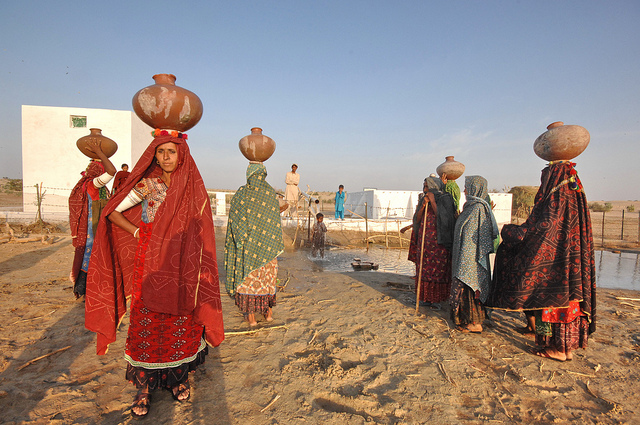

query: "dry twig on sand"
xmin=317 ymin=299 xmax=335 ymax=304
xmin=566 ymin=370 xmax=595 ymax=378
xmin=260 ymin=394 xmax=281 ymax=413
xmin=225 ymin=325 xmax=287 ymax=336
xmin=276 ymin=270 xmax=291 ymax=292
xmin=308 ymin=329 xmax=319 ymax=345
xmin=437 ymin=362 xmax=456 ymax=386
xmin=585 ymin=380 xmax=620 ymax=412
xmin=497 ymin=395 xmax=512 ymax=419
xmin=18 ymin=345 xmax=72 ymax=371
xmin=615 ymin=296 xmax=640 ymax=302
xmin=620 ymin=302 xmax=640 ymax=310
xmin=466 ymin=363 xmax=487 ymax=376
xmin=11 ymin=309 xmax=57 ymax=325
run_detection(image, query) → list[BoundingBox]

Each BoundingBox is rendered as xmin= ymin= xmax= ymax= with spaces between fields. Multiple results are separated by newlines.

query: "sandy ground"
xmin=1 ymin=228 xmax=640 ymax=424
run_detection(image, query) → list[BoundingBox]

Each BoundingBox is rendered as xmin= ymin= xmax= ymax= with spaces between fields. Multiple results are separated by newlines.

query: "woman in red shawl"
xmin=86 ymin=130 xmax=224 ymax=419
xmin=68 ymin=141 xmax=116 ymax=298
xmin=487 ymin=160 xmax=596 ymax=362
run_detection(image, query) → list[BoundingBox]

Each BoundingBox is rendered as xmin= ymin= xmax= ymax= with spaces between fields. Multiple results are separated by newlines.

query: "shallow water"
xmin=306 ymin=247 xmax=640 ymax=291
xmin=595 ymin=250 xmax=640 ymax=291
xmin=307 ymin=246 xmax=415 ymax=276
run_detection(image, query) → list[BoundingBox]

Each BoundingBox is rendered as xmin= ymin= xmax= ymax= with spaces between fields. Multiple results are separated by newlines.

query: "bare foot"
xmin=532 ymin=347 xmax=567 ymax=362
xmin=246 ymin=313 xmax=258 ymax=327
xmin=264 ymin=308 xmax=274 ymax=322
xmin=456 ymin=324 xmax=482 ymax=333
xmin=467 ymin=323 xmax=483 ymax=333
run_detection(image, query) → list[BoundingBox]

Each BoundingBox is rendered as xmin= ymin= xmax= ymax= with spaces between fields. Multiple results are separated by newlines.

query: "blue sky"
xmin=1 ymin=1 xmax=638 ymax=200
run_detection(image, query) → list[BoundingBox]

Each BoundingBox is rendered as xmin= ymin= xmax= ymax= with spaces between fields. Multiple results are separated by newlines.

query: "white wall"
xmin=345 ymin=188 xmax=513 ymax=225
xmin=22 ymin=105 xmax=150 ymax=214
xmin=345 ymin=189 xmax=422 ymax=219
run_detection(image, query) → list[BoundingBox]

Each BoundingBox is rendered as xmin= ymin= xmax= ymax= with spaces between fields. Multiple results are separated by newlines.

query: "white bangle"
xmin=134 ymin=228 xmax=140 ymax=238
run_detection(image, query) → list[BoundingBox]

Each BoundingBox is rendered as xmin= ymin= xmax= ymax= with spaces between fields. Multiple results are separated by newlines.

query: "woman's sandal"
xmin=131 ymin=390 xmax=151 ymax=420
xmin=171 ymin=381 xmax=191 ymax=402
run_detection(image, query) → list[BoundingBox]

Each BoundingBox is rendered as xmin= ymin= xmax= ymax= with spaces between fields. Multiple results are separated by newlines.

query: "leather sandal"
xmin=131 ymin=390 xmax=151 ymax=420
xmin=171 ymin=381 xmax=191 ymax=402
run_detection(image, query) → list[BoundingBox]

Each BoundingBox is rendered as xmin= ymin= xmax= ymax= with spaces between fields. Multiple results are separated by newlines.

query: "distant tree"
xmin=509 ymin=186 xmax=538 ymax=219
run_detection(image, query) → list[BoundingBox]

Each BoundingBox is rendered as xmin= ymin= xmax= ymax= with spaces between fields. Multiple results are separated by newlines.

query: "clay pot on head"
xmin=533 ymin=121 xmax=590 ymax=161
xmin=239 ymin=127 xmax=276 ymax=162
xmin=132 ymin=74 xmax=203 ymax=132
xmin=436 ymin=156 xmax=465 ymax=180
xmin=76 ymin=128 xmax=118 ymax=159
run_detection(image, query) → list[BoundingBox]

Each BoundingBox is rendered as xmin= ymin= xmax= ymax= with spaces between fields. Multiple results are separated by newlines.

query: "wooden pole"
xmin=397 ymin=220 xmax=403 ymax=248
xmin=621 ymin=209 xmax=625 ymax=240
xmin=415 ymin=201 xmax=428 ymax=315
xmin=637 ymin=212 xmax=640 ymax=243
xmin=385 ymin=201 xmax=390 ymax=248
xmin=365 ymin=202 xmax=369 ymax=251
xmin=601 ymin=211 xmax=605 ymax=247
xmin=307 ymin=199 xmax=311 ymax=243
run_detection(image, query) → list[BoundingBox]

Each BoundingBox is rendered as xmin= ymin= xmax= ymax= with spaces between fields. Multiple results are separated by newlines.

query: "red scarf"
xmin=69 ymin=160 xmax=105 ymax=248
xmin=86 ymin=135 xmax=224 ymax=355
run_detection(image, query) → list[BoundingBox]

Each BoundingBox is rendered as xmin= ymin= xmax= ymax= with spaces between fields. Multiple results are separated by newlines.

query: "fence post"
xmin=601 ymin=211 xmax=605 ymax=247
xmin=638 ymin=211 xmax=640 ymax=243
xmin=365 ymin=202 xmax=369 ymax=250
xmin=621 ymin=209 xmax=625 ymax=240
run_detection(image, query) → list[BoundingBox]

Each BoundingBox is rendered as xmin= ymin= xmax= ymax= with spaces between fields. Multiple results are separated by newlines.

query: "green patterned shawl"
xmin=451 ymin=176 xmax=499 ymax=302
xmin=225 ymin=163 xmax=284 ymax=295
xmin=445 ymin=180 xmax=461 ymax=212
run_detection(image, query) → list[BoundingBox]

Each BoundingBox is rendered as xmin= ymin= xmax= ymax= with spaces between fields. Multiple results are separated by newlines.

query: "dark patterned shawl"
xmin=486 ymin=161 xmax=596 ymax=333
xmin=225 ymin=163 xmax=284 ymax=295
xmin=416 ymin=176 xmax=456 ymax=251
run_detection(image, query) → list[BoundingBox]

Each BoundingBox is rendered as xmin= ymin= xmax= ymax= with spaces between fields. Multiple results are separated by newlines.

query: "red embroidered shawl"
xmin=86 ymin=135 xmax=224 ymax=355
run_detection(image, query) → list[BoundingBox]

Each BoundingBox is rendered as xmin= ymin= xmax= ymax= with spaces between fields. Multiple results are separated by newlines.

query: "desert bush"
xmin=2 ymin=179 xmax=22 ymax=193
xmin=627 ymin=205 xmax=635 ymax=212
xmin=589 ymin=202 xmax=612 ymax=212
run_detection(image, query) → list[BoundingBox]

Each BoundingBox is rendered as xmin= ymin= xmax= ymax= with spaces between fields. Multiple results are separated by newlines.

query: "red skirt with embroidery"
xmin=125 ymin=222 xmax=207 ymax=390
xmin=408 ymin=206 xmax=452 ymax=303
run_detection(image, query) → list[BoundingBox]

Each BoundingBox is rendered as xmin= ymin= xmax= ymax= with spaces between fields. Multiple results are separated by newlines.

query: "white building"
xmin=21 ymin=105 xmax=151 ymax=216
xmin=344 ymin=188 xmax=512 ymax=226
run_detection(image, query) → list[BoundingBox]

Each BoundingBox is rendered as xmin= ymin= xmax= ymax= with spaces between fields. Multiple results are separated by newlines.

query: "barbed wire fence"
xmin=590 ymin=210 xmax=640 ymax=247
xmin=2 ymin=185 xmax=639 ymax=247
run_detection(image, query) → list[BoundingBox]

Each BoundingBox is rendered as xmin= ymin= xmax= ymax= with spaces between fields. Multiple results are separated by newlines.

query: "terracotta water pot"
xmin=533 ymin=121 xmax=590 ymax=161
xmin=238 ymin=127 xmax=276 ymax=162
xmin=436 ymin=156 xmax=465 ymax=180
xmin=76 ymin=128 xmax=118 ymax=159
xmin=132 ymin=74 xmax=203 ymax=132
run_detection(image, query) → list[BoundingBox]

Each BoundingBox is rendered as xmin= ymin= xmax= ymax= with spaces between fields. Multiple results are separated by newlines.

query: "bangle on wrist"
xmin=134 ymin=228 xmax=140 ymax=238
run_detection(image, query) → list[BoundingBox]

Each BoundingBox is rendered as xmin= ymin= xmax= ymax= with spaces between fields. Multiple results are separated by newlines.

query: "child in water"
xmin=312 ymin=213 xmax=327 ymax=258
